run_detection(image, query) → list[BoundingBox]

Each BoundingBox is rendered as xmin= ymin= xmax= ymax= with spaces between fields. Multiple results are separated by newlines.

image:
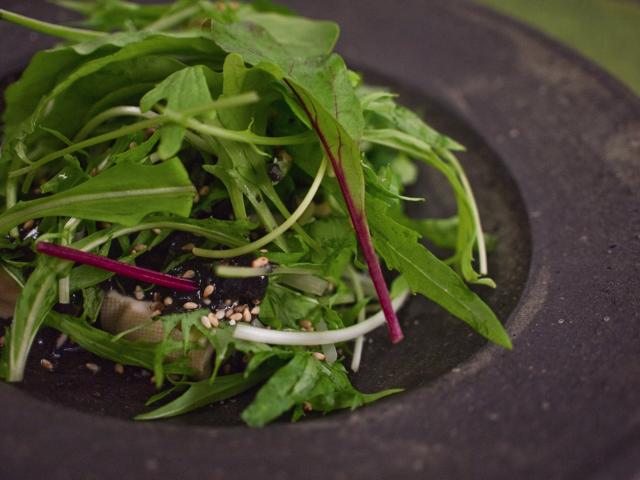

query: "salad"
xmin=0 ymin=0 xmax=511 ymax=426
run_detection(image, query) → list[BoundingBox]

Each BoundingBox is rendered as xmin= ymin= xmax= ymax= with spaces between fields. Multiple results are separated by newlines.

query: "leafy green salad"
xmin=0 ymin=0 xmax=511 ymax=426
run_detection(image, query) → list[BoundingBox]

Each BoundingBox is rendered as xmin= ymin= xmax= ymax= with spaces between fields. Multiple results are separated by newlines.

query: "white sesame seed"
xmin=215 ymin=309 xmax=226 ymax=320
xmin=303 ymin=401 xmax=313 ymax=413
xmin=203 ymin=284 xmax=215 ymax=298
xmin=40 ymin=358 xmax=54 ymax=371
xmin=198 ymin=185 xmax=210 ymax=196
xmin=208 ymin=313 xmax=220 ymax=328
xmin=22 ymin=219 xmax=35 ymax=230
xmin=200 ymin=315 xmax=212 ymax=329
xmin=259 ymin=249 xmax=268 ymax=253
xmin=193 ymin=193 xmax=200 ymax=204
xmin=152 ymin=228 xmax=162 ymax=235
xmin=203 ymin=298 xmax=211 ymax=306
xmin=85 ymin=362 xmax=101 ymax=374
xmin=114 ymin=363 xmax=124 ymax=375
xmin=230 ymin=312 xmax=243 ymax=322
xmin=299 ymin=319 xmax=313 ymax=330
xmin=183 ymin=302 xmax=199 ymax=310
xmin=129 ymin=141 xmax=138 ymax=150
xmin=182 ymin=270 xmax=196 ymax=279
xmin=312 ymin=352 xmax=326 ymax=361
xmin=134 ymin=287 xmax=145 ymax=301
xmin=229 ymin=319 xmax=237 ymax=326
xmin=225 ymin=309 xmax=233 ymax=318
xmin=251 ymin=256 xmax=270 ymax=268
xmin=224 ymin=299 xmax=232 ymax=306
xmin=250 ymin=306 xmax=260 ymax=315
xmin=163 ymin=296 xmax=173 ymax=306
xmin=133 ymin=243 xmax=147 ymax=252
xmin=55 ymin=333 xmax=68 ymax=350
xmin=242 ymin=308 xmax=251 ymax=322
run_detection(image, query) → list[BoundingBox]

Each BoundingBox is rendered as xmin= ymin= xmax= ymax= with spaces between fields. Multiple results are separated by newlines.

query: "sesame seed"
xmin=312 ymin=352 xmax=326 ymax=361
xmin=215 ymin=309 xmax=226 ymax=320
xmin=208 ymin=313 xmax=220 ymax=328
xmin=234 ymin=304 xmax=246 ymax=313
xmin=85 ymin=362 xmax=101 ymax=374
xmin=230 ymin=312 xmax=243 ymax=322
xmin=303 ymin=402 xmax=313 ymax=413
xmin=193 ymin=193 xmax=200 ymax=204
xmin=198 ymin=185 xmax=210 ymax=196
xmin=134 ymin=285 xmax=145 ymax=301
xmin=181 ymin=243 xmax=195 ymax=252
xmin=229 ymin=319 xmax=237 ymax=326
xmin=40 ymin=358 xmax=54 ymax=371
xmin=259 ymin=248 xmax=268 ymax=253
xmin=250 ymin=306 xmax=260 ymax=315
xmin=55 ymin=333 xmax=68 ymax=350
xmin=152 ymin=228 xmax=162 ymax=235
xmin=129 ymin=141 xmax=138 ymax=150
xmin=114 ymin=363 xmax=124 ymax=375
xmin=242 ymin=308 xmax=251 ymax=322
xmin=133 ymin=243 xmax=147 ymax=252
xmin=225 ymin=309 xmax=234 ymax=318
xmin=224 ymin=299 xmax=232 ymax=306
xmin=200 ymin=315 xmax=212 ymax=329
xmin=299 ymin=319 xmax=313 ymax=330
xmin=203 ymin=284 xmax=215 ymax=298
xmin=22 ymin=219 xmax=35 ymax=230
xmin=203 ymin=298 xmax=211 ymax=306
xmin=252 ymin=299 xmax=261 ymax=305
xmin=163 ymin=296 xmax=173 ymax=306
xmin=251 ymin=256 xmax=270 ymax=268
xmin=182 ymin=270 xmax=196 ymax=279
xmin=183 ymin=302 xmax=199 ymax=310
xmin=150 ymin=376 xmax=156 ymax=384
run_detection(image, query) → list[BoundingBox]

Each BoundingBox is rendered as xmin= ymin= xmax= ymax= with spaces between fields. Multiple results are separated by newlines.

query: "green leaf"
xmin=0 ymin=158 xmax=195 ymax=234
xmin=39 ymin=156 xmax=89 ymax=194
xmin=367 ymin=197 xmax=512 ymax=349
xmin=136 ymin=368 xmax=273 ymax=420
xmin=241 ymin=353 xmax=320 ymax=427
xmin=140 ymin=65 xmax=216 ymax=159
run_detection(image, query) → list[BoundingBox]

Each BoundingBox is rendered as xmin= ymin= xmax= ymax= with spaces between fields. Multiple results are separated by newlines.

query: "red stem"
xmin=285 ymin=80 xmax=404 ymax=343
xmin=36 ymin=242 xmax=198 ymax=292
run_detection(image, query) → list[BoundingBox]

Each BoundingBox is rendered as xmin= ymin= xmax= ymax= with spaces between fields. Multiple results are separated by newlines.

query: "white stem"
xmin=233 ymin=291 xmax=410 ymax=346
xmin=349 ymin=267 xmax=367 ymax=373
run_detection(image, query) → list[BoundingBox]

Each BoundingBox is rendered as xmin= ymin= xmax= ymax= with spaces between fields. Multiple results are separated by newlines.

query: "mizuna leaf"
xmin=0 ymin=158 xmax=195 ymax=234
xmin=367 ymin=197 xmax=512 ymax=349
xmin=210 ymin=19 xmax=403 ymax=343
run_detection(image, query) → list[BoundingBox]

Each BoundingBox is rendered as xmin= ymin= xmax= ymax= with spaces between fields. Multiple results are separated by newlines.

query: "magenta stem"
xmin=36 ymin=242 xmax=198 ymax=292
xmin=285 ymin=80 xmax=404 ymax=343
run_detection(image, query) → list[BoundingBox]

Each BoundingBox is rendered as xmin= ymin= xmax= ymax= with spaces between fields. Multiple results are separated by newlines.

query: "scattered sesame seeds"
xmin=201 ymin=315 xmax=212 ymax=329
xmin=312 ymin=352 xmax=326 ymax=361
xmin=242 ymin=308 xmax=252 ymax=322
xmin=183 ymin=302 xmax=199 ymax=310
xmin=85 ymin=362 xmax=100 ymax=374
xmin=230 ymin=312 xmax=243 ymax=322
xmin=40 ymin=358 xmax=54 ymax=371
xmin=114 ymin=363 xmax=124 ymax=375
xmin=251 ymin=256 xmax=270 ymax=268
xmin=203 ymin=284 xmax=215 ymax=298
xmin=250 ymin=306 xmax=260 ymax=315
xmin=215 ymin=309 xmax=226 ymax=320
xmin=22 ymin=219 xmax=35 ymax=230
xmin=181 ymin=269 xmax=196 ymax=279
xmin=299 ymin=319 xmax=313 ymax=331
xmin=163 ymin=296 xmax=173 ymax=306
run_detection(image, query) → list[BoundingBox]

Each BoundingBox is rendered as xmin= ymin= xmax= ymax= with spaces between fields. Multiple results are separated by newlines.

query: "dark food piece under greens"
xmin=0 ymin=0 xmax=511 ymax=427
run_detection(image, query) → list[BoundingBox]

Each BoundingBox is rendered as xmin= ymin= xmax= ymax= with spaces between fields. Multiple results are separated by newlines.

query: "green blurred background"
xmin=478 ymin=0 xmax=640 ymax=95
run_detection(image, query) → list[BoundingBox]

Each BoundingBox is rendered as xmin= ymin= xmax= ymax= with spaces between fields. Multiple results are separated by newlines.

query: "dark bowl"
xmin=0 ymin=1 xmax=639 ymax=479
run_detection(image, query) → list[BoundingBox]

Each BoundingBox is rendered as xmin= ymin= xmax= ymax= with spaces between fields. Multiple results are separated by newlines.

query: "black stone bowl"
xmin=0 ymin=1 xmax=638 ymax=479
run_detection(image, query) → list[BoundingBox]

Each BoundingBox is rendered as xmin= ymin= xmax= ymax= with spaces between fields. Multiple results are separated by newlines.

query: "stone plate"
xmin=0 ymin=1 xmax=638 ymax=479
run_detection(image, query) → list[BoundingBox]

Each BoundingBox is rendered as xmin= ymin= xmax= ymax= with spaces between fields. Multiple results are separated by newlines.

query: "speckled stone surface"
xmin=0 ymin=1 xmax=639 ymax=479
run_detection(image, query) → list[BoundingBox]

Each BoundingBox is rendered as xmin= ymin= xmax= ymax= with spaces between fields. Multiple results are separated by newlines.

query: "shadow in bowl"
xmin=0 ymin=70 xmax=531 ymax=426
